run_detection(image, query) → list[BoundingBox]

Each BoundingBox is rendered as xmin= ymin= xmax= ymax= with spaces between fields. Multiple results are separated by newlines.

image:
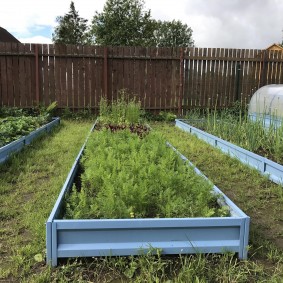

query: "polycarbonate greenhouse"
xmin=248 ymin=84 xmax=283 ymax=128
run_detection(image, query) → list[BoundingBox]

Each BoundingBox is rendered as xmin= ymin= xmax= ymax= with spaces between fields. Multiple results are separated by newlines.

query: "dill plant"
xmin=65 ymin=129 xmax=228 ymax=219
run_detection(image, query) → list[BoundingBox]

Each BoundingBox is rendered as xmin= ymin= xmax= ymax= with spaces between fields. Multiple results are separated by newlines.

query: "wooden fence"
xmin=0 ymin=43 xmax=283 ymax=113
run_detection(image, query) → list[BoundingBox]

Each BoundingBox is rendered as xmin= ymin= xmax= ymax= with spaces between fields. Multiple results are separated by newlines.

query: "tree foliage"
xmin=52 ymin=1 xmax=89 ymax=44
xmin=90 ymin=0 xmax=156 ymax=46
xmin=53 ymin=0 xmax=194 ymax=47
xmin=154 ymin=20 xmax=194 ymax=47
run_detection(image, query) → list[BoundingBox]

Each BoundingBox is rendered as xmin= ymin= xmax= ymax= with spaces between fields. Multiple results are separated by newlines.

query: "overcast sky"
xmin=1 ymin=0 xmax=282 ymax=49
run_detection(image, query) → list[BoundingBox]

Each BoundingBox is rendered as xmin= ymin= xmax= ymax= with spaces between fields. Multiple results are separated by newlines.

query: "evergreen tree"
xmin=52 ymin=1 xmax=89 ymax=44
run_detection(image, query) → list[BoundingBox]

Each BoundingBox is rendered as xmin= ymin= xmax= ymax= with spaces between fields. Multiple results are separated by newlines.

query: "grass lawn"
xmin=0 ymin=120 xmax=282 ymax=282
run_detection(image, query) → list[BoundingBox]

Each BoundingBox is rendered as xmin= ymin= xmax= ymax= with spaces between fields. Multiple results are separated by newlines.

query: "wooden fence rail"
xmin=0 ymin=43 xmax=283 ymax=113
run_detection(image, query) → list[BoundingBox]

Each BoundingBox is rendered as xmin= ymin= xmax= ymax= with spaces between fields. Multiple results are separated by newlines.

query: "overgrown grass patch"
xmin=152 ymin=123 xmax=283 ymax=268
xmin=152 ymin=123 xmax=283 ymax=248
xmin=185 ymin=109 xmax=283 ymax=164
xmin=1 ymin=120 xmax=283 ymax=282
xmin=0 ymin=120 xmax=93 ymax=280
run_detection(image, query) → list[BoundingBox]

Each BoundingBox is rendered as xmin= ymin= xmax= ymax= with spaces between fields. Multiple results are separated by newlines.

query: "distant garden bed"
xmin=0 ymin=104 xmax=59 ymax=164
xmin=185 ymin=110 xmax=283 ymax=165
xmin=176 ymin=119 xmax=283 ymax=186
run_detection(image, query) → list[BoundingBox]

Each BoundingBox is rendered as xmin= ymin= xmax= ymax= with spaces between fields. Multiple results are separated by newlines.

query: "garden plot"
xmin=0 ymin=117 xmax=60 ymax=164
xmin=0 ymin=105 xmax=59 ymax=164
xmin=46 ymin=120 xmax=249 ymax=266
xmin=176 ymin=119 xmax=283 ymax=186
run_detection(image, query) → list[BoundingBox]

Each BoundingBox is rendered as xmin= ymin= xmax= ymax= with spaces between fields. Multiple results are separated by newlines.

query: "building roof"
xmin=265 ymin=43 xmax=283 ymax=51
xmin=0 ymin=27 xmax=20 ymax=43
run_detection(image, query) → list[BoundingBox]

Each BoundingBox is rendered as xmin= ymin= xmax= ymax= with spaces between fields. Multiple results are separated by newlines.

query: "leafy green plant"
xmin=0 ymin=116 xmax=47 ymax=147
xmin=99 ymin=90 xmax=142 ymax=125
xmin=157 ymin=111 xmax=177 ymax=122
xmin=0 ymin=103 xmax=59 ymax=148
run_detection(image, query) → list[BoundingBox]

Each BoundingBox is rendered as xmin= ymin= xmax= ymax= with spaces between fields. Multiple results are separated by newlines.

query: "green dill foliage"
xmin=99 ymin=90 xmax=142 ymax=125
xmin=65 ymin=129 xmax=226 ymax=219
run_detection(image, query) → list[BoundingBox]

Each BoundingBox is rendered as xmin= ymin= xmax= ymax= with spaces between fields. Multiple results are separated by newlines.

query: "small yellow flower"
xmin=130 ymin=212 xmax=135 ymax=218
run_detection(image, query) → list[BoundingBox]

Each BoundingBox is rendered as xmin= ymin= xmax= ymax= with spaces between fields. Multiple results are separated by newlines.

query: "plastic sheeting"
xmin=248 ymin=84 xmax=283 ymax=128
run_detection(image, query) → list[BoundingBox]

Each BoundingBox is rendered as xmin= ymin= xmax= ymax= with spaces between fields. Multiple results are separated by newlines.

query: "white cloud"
xmin=19 ymin=36 xmax=52 ymax=44
xmin=0 ymin=0 xmax=282 ymax=48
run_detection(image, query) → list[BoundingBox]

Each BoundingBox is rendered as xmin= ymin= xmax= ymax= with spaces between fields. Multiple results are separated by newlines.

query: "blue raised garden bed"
xmin=0 ymin=117 xmax=60 ymax=164
xmin=46 ymin=121 xmax=250 ymax=267
xmin=249 ymin=113 xmax=283 ymax=129
xmin=175 ymin=119 xmax=283 ymax=186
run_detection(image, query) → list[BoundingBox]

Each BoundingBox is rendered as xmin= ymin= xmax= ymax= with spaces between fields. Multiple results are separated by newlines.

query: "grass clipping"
xmin=65 ymin=128 xmax=229 ymax=219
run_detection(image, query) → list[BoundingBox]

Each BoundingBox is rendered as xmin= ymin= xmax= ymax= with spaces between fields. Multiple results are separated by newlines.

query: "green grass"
xmin=185 ymin=109 xmax=283 ymax=164
xmin=1 ymin=120 xmax=283 ymax=282
xmin=0 ymin=120 xmax=93 ymax=280
xmin=153 ymin=123 xmax=283 ymax=247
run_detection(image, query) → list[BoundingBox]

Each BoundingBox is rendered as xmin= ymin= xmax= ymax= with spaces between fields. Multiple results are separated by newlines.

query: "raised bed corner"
xmin=0 ymin=117 xmax=60 ymax=164
xmin=175 ymin=119 xmax=283 ymax=186
xmin=46 ymin=121 xmax=250 ymax=267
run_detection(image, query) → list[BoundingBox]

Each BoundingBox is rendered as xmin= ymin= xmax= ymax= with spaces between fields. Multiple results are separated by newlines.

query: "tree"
xmin=154 ymin=20 xmax=194 ymax=47
xmin=52 ymin=1 xmax=89 ymax=44
xmin=90 ymin=0 xmax=156 ymax=46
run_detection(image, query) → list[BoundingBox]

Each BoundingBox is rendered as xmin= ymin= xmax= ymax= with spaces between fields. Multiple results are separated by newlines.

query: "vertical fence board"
xmin=24 ymin=44 xmax=33 ymax=107
xmin=78 ymin=45 xmax=85 ymax=108
xmin=42 ymin=44 xmax=50 ymax=106
xmin=11 ymin=43 xmax=19 ymax=107
xmin=138 ymin=47 xmax=146 ymax=107
xmin=66 ymin=45 xmax=73 ymax=108
xmin=0 ymin=44 xmax=8 ymax=106
xmin=61 ymin=45 xmax=68 ymax=107
xmin=89 ymin=45 xmax=96 ymax=109
xmin=5 ymin=43 xmax=13 ymax=106
xmin=96 ymin=46 xmax=104 ymax=107
xmin=18 ymin=44 xmax=26 ymax=107
xmin=72 ymin=45 xmax=79 ymax=109
xmin=84 ymin=46 xmax=91 ymax=108
xmin=117 ymin=47 xmax=125 ymax=97
xmin=54 ymin=45 xmax=61 ymax=107
xmin=48 ymin=45 xmax=56 ymax=106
